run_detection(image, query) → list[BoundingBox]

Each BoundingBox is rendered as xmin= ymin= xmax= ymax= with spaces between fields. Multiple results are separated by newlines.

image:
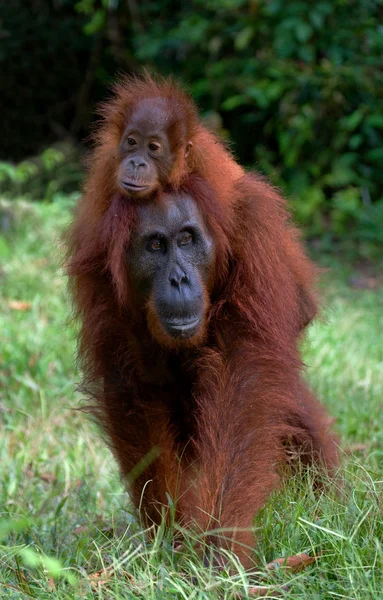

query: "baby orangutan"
xmin=90 ymin=74 xmax=243 ymax=213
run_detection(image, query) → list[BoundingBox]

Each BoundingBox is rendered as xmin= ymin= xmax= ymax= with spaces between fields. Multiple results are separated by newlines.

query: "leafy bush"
xmin=0 ymin=142 xmax=83 ymax=202
xmin=127 ymin=1 xmax=383 ymax=234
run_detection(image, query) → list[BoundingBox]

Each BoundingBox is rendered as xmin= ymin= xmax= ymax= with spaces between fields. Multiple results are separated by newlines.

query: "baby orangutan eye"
xmin=149 ymin=142 xmax=160 ymax=152
xmin=127 ymin=137 xmax=137 ymax=146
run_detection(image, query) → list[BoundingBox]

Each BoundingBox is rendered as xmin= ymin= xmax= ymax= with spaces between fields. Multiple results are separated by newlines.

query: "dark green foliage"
xmin=0 ymin=142 xmax=83 ymax=201
xmin=1 ymin=0 xmax=382 ymax=254
xmin=0 ymin=1 xmax=98 ymax=160
xmin=126 ymin=0 xmax=383 ymax=249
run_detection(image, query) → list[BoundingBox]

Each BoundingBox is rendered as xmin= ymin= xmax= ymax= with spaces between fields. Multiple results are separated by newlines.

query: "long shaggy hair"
xmin=67 ymin=75 xmax=338 ymax=567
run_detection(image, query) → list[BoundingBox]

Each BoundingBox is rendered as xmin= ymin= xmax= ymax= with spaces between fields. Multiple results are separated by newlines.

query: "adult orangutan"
xmin=68 ymin=169 xmax=338 ymax=568
xmin=79 ymin=73 xmax=317 ymax=329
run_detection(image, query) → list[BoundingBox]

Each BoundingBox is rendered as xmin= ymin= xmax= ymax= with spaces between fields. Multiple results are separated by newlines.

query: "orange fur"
xmin=71 ymin=74 xmax=317 ymax=327
xmin=67 ymin=77 xmax=338 ymax=568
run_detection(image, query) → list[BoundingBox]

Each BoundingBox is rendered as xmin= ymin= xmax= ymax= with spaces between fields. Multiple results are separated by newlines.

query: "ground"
xmin=0 ymin=198 xmax=382 ymax=599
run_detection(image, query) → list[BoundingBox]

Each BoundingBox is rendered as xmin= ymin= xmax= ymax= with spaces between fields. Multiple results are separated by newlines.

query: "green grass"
xmin=0 ymin=199 xmax=382 ymax=599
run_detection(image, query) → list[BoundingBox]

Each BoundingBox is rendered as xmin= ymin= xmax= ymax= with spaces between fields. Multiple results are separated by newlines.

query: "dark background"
xmin=1 ymin=0 xmax=382 ymax=258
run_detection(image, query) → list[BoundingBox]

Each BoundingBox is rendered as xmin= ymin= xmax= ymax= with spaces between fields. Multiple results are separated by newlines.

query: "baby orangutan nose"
xmin=128 ymin=157 xmax=148 ymax=171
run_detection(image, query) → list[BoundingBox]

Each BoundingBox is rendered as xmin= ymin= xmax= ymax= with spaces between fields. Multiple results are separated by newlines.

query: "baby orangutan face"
xmin=118 ymin=98 xmax=192 ymax=199
xmin=127 ymin=191 xmax=215 ymax=348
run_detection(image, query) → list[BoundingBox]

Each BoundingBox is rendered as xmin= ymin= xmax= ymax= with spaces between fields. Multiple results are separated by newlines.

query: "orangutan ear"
xmin=185 ymin=141 xmax=193 ymax=158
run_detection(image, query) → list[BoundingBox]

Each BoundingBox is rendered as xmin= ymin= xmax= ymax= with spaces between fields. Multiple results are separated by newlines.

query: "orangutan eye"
xmin=127 ymin=137 xmax=137 ymax=146
xmin=149 ymin=142 xmax=160 ymax=152
xmin=179 ymin=232 xmax=193 ymax=246
xmin=148 ymin=238 xmax=164 ymax=252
